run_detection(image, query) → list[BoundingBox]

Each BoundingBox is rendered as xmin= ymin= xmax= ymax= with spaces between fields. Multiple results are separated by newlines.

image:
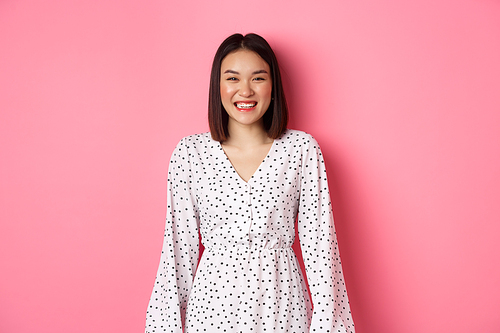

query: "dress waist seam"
xmin=204 ymin=245 xmax=293 ymax=252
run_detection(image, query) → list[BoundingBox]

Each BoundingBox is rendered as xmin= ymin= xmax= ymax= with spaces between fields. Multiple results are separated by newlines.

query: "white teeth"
xmin=235 ymin=102 xmax=256 ymax=109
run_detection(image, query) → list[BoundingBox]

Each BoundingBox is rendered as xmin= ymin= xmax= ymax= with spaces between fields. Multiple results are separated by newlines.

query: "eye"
xmin=226 ymin=77 xmax=238 ymax=81
xmin=253 ymin=77 xmax=266 ymax=81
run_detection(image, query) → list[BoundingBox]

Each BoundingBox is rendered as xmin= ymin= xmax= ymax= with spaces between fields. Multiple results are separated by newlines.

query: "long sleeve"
xmin=297 ymin=136 xmax=355 ymax=333
xmin=146 ymin=139 xmax=200 ymax=333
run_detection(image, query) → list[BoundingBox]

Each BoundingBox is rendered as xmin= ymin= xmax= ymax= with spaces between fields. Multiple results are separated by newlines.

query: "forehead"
xmin=221 ymin=49 xmax=270 ymax=72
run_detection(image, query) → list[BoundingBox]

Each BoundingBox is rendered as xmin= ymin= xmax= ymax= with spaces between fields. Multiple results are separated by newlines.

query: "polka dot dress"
xmin=146 ymin=130 xmax=355 ymax=333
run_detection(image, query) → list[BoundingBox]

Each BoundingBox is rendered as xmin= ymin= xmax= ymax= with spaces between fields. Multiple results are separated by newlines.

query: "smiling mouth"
xmin=235 ymin=102 xmax=257 ymax=109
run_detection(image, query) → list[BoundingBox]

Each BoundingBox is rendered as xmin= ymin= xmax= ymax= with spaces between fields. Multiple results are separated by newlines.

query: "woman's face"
xmin=220 ymin=49 xmax=272 ymax=130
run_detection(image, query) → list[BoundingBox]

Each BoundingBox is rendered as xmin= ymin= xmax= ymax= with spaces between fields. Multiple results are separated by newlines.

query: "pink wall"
xmin=1 ymin=0 xmax=499 ymax=332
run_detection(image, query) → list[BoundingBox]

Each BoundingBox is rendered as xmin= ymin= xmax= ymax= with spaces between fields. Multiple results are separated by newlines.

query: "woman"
xmin=146 ymin=33 xmax=355 ymax=333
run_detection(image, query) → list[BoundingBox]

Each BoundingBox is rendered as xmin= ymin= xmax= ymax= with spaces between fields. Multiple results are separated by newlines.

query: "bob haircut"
xmin=208 ymin=33 xmax=288 ymax=142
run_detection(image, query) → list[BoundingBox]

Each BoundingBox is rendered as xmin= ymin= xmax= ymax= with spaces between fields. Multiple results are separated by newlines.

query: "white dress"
xmin=146 ymin=129 xmax=355 ymax=333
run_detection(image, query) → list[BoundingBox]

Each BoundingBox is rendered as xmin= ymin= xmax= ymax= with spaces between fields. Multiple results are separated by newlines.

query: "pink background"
xmin=1 ymin=0 xmax=500 ymax=332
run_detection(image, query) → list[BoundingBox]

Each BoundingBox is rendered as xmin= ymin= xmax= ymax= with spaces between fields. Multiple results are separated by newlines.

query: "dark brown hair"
xmin=208 ymin=33 xmax=288 ymax=142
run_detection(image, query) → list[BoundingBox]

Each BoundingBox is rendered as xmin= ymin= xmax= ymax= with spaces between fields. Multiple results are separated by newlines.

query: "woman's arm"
xmin=145 ymin=138 xmax=200 ymax=333
xmin=297 ymin=135 xmax=355 ymax=333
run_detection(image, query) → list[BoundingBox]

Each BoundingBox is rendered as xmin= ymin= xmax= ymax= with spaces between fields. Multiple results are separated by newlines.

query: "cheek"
xmin=260 ymin=83 xmax=273 ymax=101
xmin=265 ymin=85 xmax=272 ymax=98
xmin=220 ymin=83 xmax=233 ymax=103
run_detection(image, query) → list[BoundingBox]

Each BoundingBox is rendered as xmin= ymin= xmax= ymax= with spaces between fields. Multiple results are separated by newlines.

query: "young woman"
xmin=146 ymin=33 xmax=355 ymax=333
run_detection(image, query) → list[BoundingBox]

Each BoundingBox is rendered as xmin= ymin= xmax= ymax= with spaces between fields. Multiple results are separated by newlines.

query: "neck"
xmin=224 ymin=120 xmax=272 ymax=148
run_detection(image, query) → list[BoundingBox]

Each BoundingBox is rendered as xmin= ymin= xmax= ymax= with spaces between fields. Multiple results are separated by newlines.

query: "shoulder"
xmin=173 ymin=132 xmax=219 ymax=152
xmin=278 ymin=129 xmax=320 ymax=149
xmin=177 ymin=132 xmax=213 ymax=146
xmin=170 ymin=132 xmax=221 ymax=164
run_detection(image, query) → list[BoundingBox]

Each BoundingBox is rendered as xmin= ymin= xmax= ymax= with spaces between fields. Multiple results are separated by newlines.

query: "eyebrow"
xmin=223 ymin=69 xmax=269 ymax=75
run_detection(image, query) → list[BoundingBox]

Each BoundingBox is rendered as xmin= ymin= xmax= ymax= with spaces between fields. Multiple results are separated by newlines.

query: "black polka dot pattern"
xmin=146 ymin=129 xmax=354 ymax=333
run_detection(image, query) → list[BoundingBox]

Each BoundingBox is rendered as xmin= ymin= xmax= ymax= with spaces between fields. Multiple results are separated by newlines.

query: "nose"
xmin=238 ymin=80 xmax=254 ymax=97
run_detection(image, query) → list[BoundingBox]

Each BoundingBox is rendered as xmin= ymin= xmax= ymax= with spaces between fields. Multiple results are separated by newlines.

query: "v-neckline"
xmin=219 ymin=139 xmax=276 ymax=184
